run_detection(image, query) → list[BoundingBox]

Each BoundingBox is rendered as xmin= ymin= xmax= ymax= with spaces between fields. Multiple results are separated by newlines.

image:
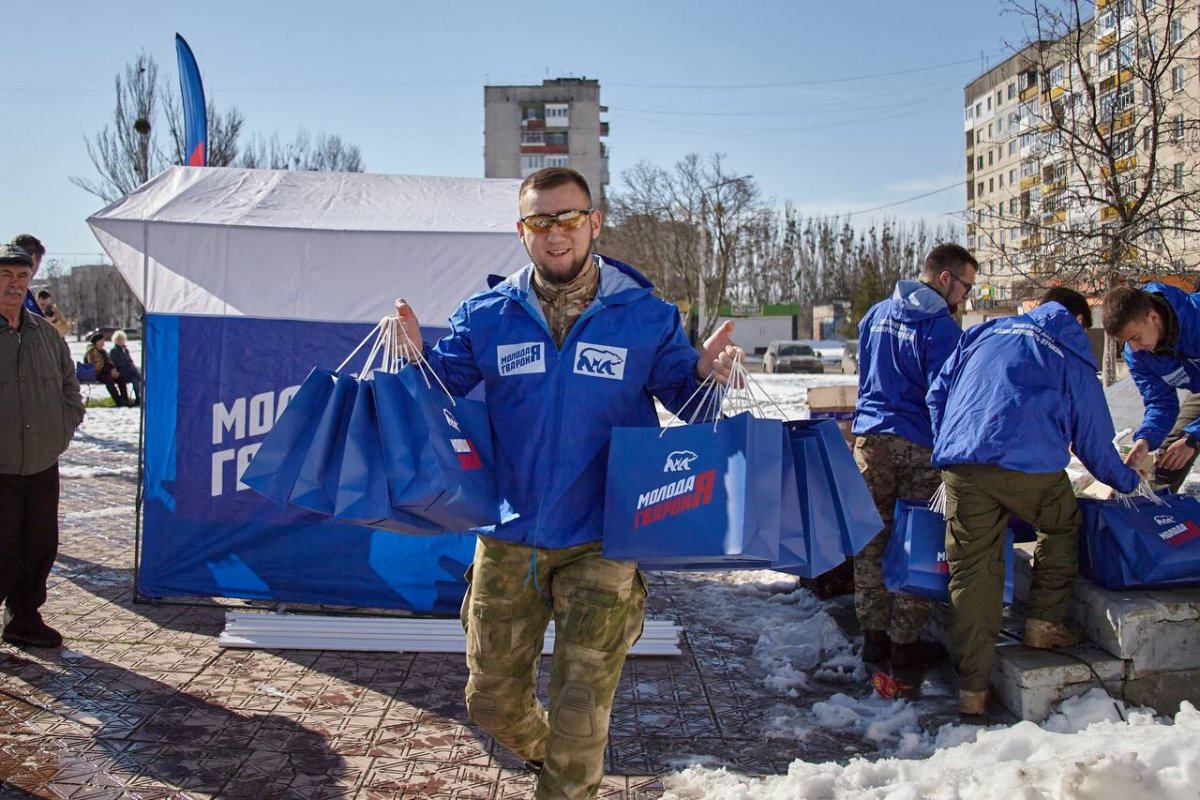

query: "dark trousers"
xmin=0 ymin=465 xmax=60 ymax=623
xmin=942 ymin=464 xmax=1079 ymax=692
xmin=102 ymin=379 xmax=131 ymax=407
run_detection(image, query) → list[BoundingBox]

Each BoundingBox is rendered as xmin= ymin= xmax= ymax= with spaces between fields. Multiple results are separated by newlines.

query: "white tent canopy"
xmin=88 ymin=166 xmax=529 ymax=324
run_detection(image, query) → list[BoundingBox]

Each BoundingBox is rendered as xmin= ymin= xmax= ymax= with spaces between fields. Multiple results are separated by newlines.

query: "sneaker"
xmin=959 ymin=689 xmax=988 ymax=719
xmin=861 ymin=630 xmax=890 ymax=664
xmin=2 ymin=617 xmax=63 ymax=648
xmin=891 ymin=638 xmax=945 ymax=669
xmin=1022 ymin=618 xmax=1082 ymax=649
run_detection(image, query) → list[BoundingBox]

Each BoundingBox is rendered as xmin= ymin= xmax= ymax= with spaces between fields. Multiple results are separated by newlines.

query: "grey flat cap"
xmin=0 ymin=244 xmax=32 ymax=266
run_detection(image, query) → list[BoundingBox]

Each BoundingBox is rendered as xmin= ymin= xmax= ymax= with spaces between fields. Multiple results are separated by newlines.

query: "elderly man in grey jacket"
xmin=0 ymin=244 xmax=84 ymax=648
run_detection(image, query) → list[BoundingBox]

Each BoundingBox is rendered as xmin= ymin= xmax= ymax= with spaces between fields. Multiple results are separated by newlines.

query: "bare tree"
xmin=603 ymin=153 xmax=762 ymax=340
xmin=74 ymin=52 xmax=365 ymax=203
xmin=991 ymin=0 xmax=1200 ymax=382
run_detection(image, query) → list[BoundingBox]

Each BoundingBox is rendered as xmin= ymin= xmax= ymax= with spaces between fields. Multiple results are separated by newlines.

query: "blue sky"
xmin=2 ymin=1 xmax=1032 ymax=268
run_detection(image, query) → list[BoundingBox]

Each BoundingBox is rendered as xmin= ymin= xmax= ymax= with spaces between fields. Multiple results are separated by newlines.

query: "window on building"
xmin=989 ymin=150 xmax=994 ymax=166
xmin=987 ymin=96 xmax=992 ymax=111
xmin=967 ymin=235 xmax=976 ymax=249
xmin=996 ymin=90 xmax=1003 ymax=107
xmin=999 ymin=173 xmax=1005 ymax=188
xmin=1009 ymin=140 xmax=1018 ymax=156
xmin=1175 ymin=113 xmax=1185 ymax=140
xmin=1022 ymin=160 xmax=1040 ymax=178
xmin=1172 ymin=17 xmax=1183 ymax=44
xmin=978 ymin=155 xmax=984 ymax=169
xmin=1010 ymin=168 xmax=1018 ymax=184
xmin=989 ymin=177 xmax=995 ymax=193
xmin=1144 ymin=127 xmax=1154 ymax=150
xmin=976 ymin=102 xmax=982 ymax=116
xmin=978 ymin=181 xmax=985 ymax=196
xmin=1010 ymin=198 xmax=1019 ymax=215
xmin=1175 ymin=162 xmax=1185 ymax=188
xmin=1110 ymin=129 xmax=1135 ymax=157
xmin=1175 ymin=209 xmax=1186 ymax=231
xmin=1173 ymin=65 xmax=1186 ymax=92
xmin=547 ymin=155 xmax=569 ymax=168
xmin=1049 ymin=63 xmax=1065 ymax=88
xmin=1008 ymin=82 xmax=1017 ymax=99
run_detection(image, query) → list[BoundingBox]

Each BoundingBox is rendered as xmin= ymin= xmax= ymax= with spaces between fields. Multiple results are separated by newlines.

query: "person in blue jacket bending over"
xmin=395 ymin=167 xmax=743 ymax=800
xmin=851 ymin=243 xmax=976 ymax=669
xmin=1102 ymin=283 xmax=1200 ymax=491
xmin=928 ymin=287 xmax=1139 ymax=720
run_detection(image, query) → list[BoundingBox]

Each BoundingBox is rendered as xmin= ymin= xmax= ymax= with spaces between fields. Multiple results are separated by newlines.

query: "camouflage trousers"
xmin=852 ymin=434 xmax=942 ymax=643
xmin=460 ymin=535 xmax=646 ymax=800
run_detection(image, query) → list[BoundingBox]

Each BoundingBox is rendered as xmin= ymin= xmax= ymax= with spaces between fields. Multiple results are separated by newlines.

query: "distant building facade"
xmin=484 ymin=78 xmax=610 ymax=205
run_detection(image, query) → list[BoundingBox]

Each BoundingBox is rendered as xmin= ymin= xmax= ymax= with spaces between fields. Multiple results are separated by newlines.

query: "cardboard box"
xmin=806 ymin=384 xmax=858 ymax=446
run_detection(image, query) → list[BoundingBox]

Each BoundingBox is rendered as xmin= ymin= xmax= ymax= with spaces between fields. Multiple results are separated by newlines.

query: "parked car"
xmin=841 ymin=339 xmax=859 ymax=374
xmin=809 ymin=339 xmax=846 ymax=369
xmin=764 ymin=340 xmax=824 ymax=374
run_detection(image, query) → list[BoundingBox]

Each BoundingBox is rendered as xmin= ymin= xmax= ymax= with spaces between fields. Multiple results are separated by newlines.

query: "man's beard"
xmin=532 ymin=250 xmax=593 ymax=286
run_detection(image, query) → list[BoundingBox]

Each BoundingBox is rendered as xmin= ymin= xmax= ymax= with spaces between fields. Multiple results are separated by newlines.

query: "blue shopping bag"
xmin=883 ymin=499 xmax=1015 ymax=603
xmin=378 ymin=366 xmax=502 ymax=530
xmin=289 ymin=372 xmax=359 ymax=514
xmin=772 ymin=435 xmax=847 ymax=578
xmin=333 ymin=376 xmax=446 ymax=535
xmin=786 ymin=420 xmax=883 ymax=556
xmin=603 ymin=412 xmax=782 ymax=570
xmin=1078 ymin=495 xmax=1200 ymax=587
xmin=242 ymin=367 xmax=338 ymax=506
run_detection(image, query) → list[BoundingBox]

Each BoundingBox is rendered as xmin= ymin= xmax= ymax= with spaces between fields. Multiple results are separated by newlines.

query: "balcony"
xmin=1020 ymin=175 xmax=1041 ymax=190
xmin=1042 ymin=209 xmax=1068 ymax=225
xmin=1099 ymin=154 xmax=1138 ymax=177
xmin=1020 ymin=84 xmax=1040 ymax=103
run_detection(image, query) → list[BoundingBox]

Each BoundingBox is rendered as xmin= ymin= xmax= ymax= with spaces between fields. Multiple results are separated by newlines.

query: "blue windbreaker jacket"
xmin=928 ymin=302 xmax=1138 ymax=493
xmin=422 ymin=255 xmax=703 ymax=550
xmin=852 ymin=280 xmax=963 ymax=449
xmin=1127 ymin=282 xmax=1200 ymax=449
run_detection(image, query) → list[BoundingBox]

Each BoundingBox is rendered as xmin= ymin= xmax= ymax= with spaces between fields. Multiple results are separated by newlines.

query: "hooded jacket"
xmin=422 ymin=255 xmax=703 ymax=550
xmin=1125 ymin=282 xmax=1200 ymax=449
xmin=852 ymin=280 xmax=963 ymax=449
xmin=928 ymin=302 xmax=1137 ymax=493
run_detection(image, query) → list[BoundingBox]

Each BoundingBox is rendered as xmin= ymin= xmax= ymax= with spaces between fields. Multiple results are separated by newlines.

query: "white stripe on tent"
xmin=218 ymin=612 xmax=682 ymax=656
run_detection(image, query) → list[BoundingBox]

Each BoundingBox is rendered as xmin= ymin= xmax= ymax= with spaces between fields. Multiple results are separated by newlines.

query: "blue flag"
xmin=175 ymin=34 xmax=207 ymax=167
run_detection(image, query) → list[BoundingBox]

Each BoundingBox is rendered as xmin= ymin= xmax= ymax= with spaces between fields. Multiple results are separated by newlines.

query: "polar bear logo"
xmin=664 ymin=450 xmax=699 ymax=472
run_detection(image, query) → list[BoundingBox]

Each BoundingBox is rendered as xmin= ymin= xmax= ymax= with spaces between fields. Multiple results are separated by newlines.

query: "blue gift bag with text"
xmin=377 ymin=366 xmax=502 ymax=530
xmin=241 ymin=367 xmax=337 ymax=506
xmin=786 ymin=420 xmax=883 ymax=556
xmin=603 ymin=412 xmax=782 ymax=570
xmin=883 ymin=499 xmax=1015 ymax=603
xmin=1078 ymin=495 xmax=1200 ymax=587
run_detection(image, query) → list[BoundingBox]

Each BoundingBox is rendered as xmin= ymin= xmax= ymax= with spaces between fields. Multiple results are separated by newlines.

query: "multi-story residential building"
xmin=964 ymin=0 xmax=1200 ymax=312
xmin=484 ymin=78 xmax=611 ymax=205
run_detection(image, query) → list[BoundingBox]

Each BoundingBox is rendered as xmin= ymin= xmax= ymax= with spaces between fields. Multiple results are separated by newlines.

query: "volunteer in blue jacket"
xmin=1102 ymin=283 xmax=1200 ymax=491
xmin=928 ymin=287 xmax=1139 ymax=719
xmin=851 ymin=243 xmax=975 ymax=668
xmin=395 ymin=167 xmax=743 ymax=800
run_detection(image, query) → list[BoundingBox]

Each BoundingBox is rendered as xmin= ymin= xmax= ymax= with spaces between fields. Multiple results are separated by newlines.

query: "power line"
xmin=845 ymin=181 xmax=964 ymax=217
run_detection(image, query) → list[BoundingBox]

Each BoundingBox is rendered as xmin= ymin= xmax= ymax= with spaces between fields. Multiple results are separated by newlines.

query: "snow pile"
xmin=662 ymin=691 xmax=1200 ymax=799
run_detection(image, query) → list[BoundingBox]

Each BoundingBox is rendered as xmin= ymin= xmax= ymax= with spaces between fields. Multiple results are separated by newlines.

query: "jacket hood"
xmin=492 ymin=254 xmax=652 ymax=305
xmin=1023 ymin=301 xmax=1097 ymax=369
xmin=889 ymin=280 xmax=950 ymax=323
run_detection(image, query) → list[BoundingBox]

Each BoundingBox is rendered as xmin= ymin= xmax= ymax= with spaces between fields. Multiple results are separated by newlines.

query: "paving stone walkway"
xmin=0 ymin=420 xmax=961 ymax=799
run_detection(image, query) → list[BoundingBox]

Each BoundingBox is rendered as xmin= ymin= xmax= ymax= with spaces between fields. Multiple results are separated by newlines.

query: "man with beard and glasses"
xmin=851 ymin=243 xmax=976 ymax=672
xmin=395 ymin=167 xmax=742 ymax=799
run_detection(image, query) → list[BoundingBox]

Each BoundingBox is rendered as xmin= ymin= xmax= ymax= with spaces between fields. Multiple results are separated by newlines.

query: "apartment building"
xmin=484 ymin=78 xmax=611 ymax=205
xmin=963 ymin=0 xmax=1200 ymax=311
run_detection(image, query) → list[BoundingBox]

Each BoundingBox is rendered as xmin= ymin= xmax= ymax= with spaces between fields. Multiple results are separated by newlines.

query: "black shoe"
xmin=891 ymin=639 xmax=944 ymax=669
xmin=862 ymin=630 xmax=891 ymax=664
xmin=522 ymin=760 xmax=543 ymax=774
xmin=2 ymin=618 xmax=63 ymax=648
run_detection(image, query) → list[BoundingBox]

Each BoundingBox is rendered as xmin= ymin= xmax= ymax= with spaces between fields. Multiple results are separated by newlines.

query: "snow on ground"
xmin=71 ymin=362 xmax=1200 ymax=797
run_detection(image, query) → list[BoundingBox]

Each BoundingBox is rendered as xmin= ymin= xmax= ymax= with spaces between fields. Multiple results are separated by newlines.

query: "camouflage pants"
xmin=852 ymin=434 xmax=942 ymax=643
xmin=460 ymin=535 xmax=646 ymax=800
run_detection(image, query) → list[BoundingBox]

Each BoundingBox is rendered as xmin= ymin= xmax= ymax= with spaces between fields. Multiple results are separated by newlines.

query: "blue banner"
xmin=139 ymin=313 xmax=474 ymax=614
xmin=175 ymin=34 xmax=208 ymax=167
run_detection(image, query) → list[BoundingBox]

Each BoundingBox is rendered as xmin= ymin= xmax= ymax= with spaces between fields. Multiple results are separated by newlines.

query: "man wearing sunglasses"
xmin=395 ymin=167 xmax=742 ymax=799
xmin=851 ymin=243 xmax=977 ymax=673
